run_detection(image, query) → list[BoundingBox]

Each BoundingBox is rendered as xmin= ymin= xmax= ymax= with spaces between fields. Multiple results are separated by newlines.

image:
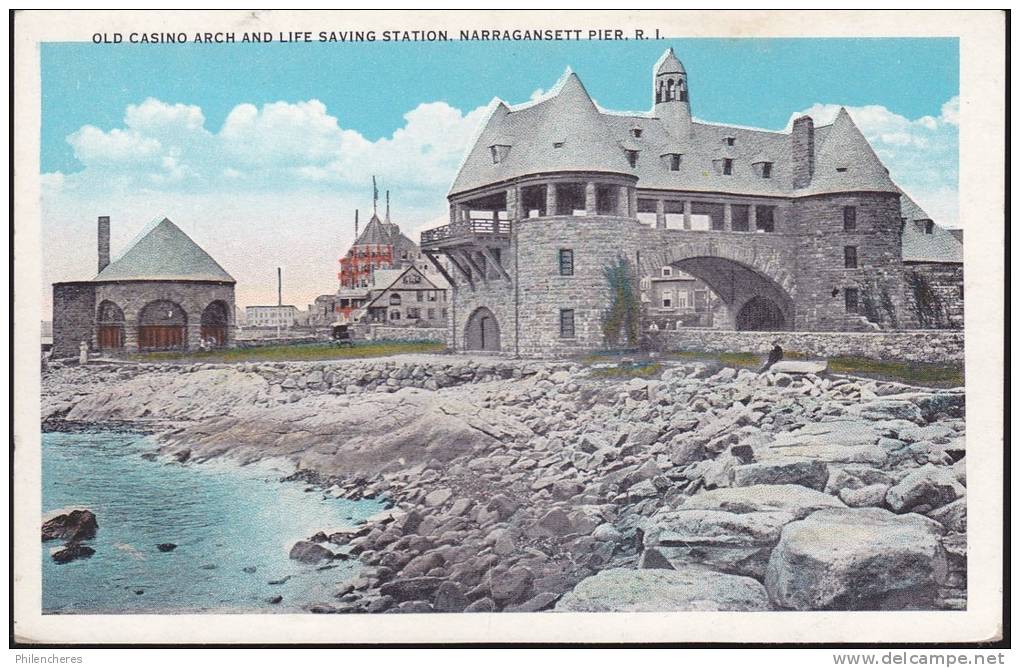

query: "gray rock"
xmin=489 ymin=566 xmax=534 ymax=605
xmin=433 ymin=580 xmax=470 ymax=612
xmin=885 ymin=465 xmax=965 ymax=513
xmin=681 ymin=484 xmax=845 ymax=519
xmin=765 ymin=507 xmax=945 ymax=610
xmin=464 ymin=597 xmax=496 ymax=612
xmin=505 ymin=592 xmax=560 ymax=612
xmin=732 ymin=457 xmax=829 ymax=491
xmin=424 ymin=488 xmax=453 ymax=507
xmin=839 ymin=483 xmax=890 ymax=508
xmin=289 ymin=540 xmax=334 ymax=564
xmin=637 ymin=548 xmax=675 ymax=570
xmin=927 ymin=497 xmax=966 ymax=532
xmin=379 ymin=576 xmax=444 ymax=602
xmin=42 ymin=509 xmax=98 ymax=542
xmin=555 ymin=567 xmax=770 ymax=612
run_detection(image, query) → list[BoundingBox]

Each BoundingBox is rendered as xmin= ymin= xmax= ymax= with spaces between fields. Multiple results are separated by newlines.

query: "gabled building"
xmin=421 ymin=48 xmax=963 ymax=354
xmin=349 ymin=265 xmax=449 ymax=328
xmin=51 ymin=216 xmax=236 ymax=357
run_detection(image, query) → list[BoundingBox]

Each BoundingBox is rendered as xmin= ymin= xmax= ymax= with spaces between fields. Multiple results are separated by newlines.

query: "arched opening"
xmin=464 ymin=307 xmax=501 ymax=352
xmin=138 ymin=300 xmax=188 ymax=350
xmin=736 ymin=296 xmax=787 ymax=331
xmin=200 ymin=300 xmax=229 ymax=347
xmin=96 ymin=300 xmax=125 ymax=350
xmin=654 ymin=255 xmax=794 ymax=331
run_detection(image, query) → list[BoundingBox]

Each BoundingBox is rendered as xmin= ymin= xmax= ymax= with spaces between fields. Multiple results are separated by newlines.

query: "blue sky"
xmin=40 ymin=38 xmax=959 ymax=308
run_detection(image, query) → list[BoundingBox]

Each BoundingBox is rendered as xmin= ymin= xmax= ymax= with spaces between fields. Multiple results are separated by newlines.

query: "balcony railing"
xmin=421 ymin=218 xmax=511 ymax=246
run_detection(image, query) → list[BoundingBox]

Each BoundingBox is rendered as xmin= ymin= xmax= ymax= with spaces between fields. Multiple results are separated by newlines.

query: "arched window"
xmin=389 ymin=293 xmax=401 ymax=306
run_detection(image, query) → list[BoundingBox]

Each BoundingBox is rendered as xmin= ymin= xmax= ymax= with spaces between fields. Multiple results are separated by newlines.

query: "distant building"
xmin=51 ymin=216 xmax=236 ymax=357
xmin=351 ymin=265 xmax=449 ymax=328
xmin=641 ymin=267 xmax=718 ymax=327
xmin=335 ymin=187 xmax=447 ymax=323
xmin=245 ymin=304 xmax=299 ymax=328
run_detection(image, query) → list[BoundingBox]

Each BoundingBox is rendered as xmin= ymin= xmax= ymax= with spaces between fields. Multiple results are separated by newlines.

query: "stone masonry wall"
xmin=788 ymin=192 xmax=913 ymax=331
xmin=904 ymin=263 xmax=964 ymax=330
xmin=367 ymin=325 xmax=449 ymax=344
xmin=657 ymin=328 xmax=963 ymax=364
xmin=52 ymin=282 xmax=96 ymax=358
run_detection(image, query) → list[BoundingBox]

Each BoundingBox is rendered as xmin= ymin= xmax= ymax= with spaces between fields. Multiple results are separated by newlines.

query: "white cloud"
xmin=42 ymin=96 xmax=491 ymax=311
xmin=787 ymin=97 xmax=959 ymax=227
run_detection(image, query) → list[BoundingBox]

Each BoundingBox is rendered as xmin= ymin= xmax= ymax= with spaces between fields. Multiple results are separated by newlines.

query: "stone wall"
xmin=657 ymin=328 xmax=964 ymax=364
xmin=367 ymin=325 xmax=448 ymax=344
xmin=52 ymin=282 xmax=96 ymax=358
xmin=904 ymin=263 xmax=964 ymax=330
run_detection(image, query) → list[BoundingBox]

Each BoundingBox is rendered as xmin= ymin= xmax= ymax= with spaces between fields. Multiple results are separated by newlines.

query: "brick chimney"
xmin=97 ymin=216 xmax=111 ymax=273
xmin=791 ymin=116 xmax=815 ymax=189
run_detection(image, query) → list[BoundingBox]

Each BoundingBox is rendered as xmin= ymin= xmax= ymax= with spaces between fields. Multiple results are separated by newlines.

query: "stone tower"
xmin=653 ymin=48 xmax=691 ymax=138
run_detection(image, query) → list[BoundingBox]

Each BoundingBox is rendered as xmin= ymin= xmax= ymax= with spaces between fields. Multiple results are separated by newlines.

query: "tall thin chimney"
xmin=355 ymin=209 xmax=359 ymax=238
xmin=791 ymin=116 xmax=815 ymax=189
xmin=277 ymin=267 xmax=282 ymax=306
xmin=97 ymin=216 xmax=111 ymax=273
xmin=385 ymin=190 xmax=390 ymax=223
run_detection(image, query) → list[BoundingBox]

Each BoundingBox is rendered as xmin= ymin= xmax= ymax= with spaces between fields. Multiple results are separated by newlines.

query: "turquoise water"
xmin=42 ymin=430 xmax=383 ymax=614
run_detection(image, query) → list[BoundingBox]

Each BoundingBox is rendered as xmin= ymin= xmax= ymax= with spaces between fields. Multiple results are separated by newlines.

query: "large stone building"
xmin=51 ymin=216 xmax=236 ymax=357
xmin=420 ymin=49 xmax=964 ymax=355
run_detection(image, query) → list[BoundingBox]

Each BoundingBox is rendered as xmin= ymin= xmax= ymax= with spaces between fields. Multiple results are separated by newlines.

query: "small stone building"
xmin=51 ymin=216 xmax=236 ymax=357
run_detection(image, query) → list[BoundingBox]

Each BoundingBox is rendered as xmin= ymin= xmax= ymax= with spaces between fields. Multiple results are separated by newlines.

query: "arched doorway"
xmin=200 ymin=301 xmax=229 ymax=347
xmin=96 ymin=300 xmax=125 ymax=350
xmin=138 ymin=300 xmax=188 ymax=350
xmin=464 ymin=307 xmax=501 ymax=352
xmin=735 ymin=296 xmax=787 ymax=331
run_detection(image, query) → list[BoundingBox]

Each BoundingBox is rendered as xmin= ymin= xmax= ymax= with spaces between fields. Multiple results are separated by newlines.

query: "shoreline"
xmin=40 ymin=354 xmax=968 ymax=613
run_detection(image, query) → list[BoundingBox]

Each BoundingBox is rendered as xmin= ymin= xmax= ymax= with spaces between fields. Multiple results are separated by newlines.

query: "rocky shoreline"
xmin=41 ymin=354 xmax=966 ymax=613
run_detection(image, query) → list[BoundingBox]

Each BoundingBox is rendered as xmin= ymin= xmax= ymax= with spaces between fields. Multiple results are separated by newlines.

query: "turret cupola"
xmin=653 ymin=48 xmax=692 ymax=138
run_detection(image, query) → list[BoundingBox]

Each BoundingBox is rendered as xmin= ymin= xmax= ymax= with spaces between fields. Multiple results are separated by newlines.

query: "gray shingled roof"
xmin=898 ymin=190 xmax=963 ymax=263
xmin=450 ymin=60 xmax=902 ymax=199
xmin=353 ymin=213 xmax=392 ymax=246
xmin=93 ymin=217 xmax=235 ymax=283
xmin=450 ymin=72 xmax=636 ymax=195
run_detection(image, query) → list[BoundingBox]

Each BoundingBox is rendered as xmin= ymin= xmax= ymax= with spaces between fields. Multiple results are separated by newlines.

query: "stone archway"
xmin=200 ymin=300 xmax=230 ymax=347
xmin=736 ymin=295 xmax=787 ymax=331
xmin=641 ymin=233 xmax=797 ymax=331
xmin=138 ymin=300 xmax=188 ymax=350
xmin=464 ymin=307 xmax=501 ymax=352
xmin=96 ymin=300 xmax=125 ymax=350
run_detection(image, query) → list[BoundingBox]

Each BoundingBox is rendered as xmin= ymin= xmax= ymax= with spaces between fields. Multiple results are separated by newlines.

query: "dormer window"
xmin=723 ymin=158 xmax=733 ymax=175
xmin=724 ymin=137 xmax=736 ymax=146
xmin=836 ymin=167 xmax=848 ymax=173
xmin=631 ymin=128 xmax=643 ymax=139
xmin=553 ymin=141 xmax=565 ymax=149
xmin=924 ymin=220 xmax=935 ymax=235
xmin=489 ymin=144 xmax=511 ymax=164
xmin=661 ymin=266 xmax=673 ymax=277
xmin=663 ymin=153 xmax=682 ymax=171
xmin=626 ymin=150 xmax=639 ymax=168
xmin=752 ymin=161 xmax=773 ymax=179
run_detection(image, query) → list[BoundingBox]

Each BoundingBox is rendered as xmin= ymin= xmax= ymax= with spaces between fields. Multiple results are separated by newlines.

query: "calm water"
xmin=42 ymin=430 xmax=383 ymax=614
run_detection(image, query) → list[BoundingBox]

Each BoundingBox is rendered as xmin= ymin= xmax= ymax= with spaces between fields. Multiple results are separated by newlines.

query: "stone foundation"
xmin=367 ymin=325 xmax=448 ymax=344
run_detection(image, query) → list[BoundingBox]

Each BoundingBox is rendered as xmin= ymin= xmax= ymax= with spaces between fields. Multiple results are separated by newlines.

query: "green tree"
xmin=602 ymin=256 xmax=640 ymax=346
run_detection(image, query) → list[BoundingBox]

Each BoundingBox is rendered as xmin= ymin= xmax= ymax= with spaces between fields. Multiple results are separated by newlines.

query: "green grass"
xmin=128 ymin=340 xmax=446 ymax=364
xmin=583 ymin=348 xmax=963 ymax=387
xmin=589 ymin=362 xmax=663 ymax=379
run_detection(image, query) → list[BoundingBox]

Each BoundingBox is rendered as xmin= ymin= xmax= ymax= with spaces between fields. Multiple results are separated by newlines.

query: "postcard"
xmin=11 ymin=9 xmax=1006 ymax=645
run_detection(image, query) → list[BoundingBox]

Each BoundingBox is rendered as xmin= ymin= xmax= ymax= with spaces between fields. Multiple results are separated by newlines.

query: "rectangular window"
xmin=559 ymin=249 xmax=574 ymax=276
xmin=407 ymin=308 xmax=420 ymax=319
xmin=677 ymin=291 xmax=689 ymax=309
xmin=626 ymin=150 xmax=639 ymax=168
xmin=924 ymin=220 xmax=935 ymax=235
xmin=661 ymin=266 xmax=672 ymax=277
xmin=844 ymin=246 xmax=858 ymax=269
xmin=755 ymin=205 xmax=776 ymax=232
xmin=843 ymin=206 xmax=857 ymax=232
xmin=559 ymin=309 xmax=575 ymax=338
xmin=427 ymin=309 xmax=435 ymax=320
xmin=669 ymin=154 xmax=681 ymax=171
xmin=761 ymin=162 xmax=772 ymax=179
xmin=416 ymin=291 xmax=423 ymax=302
xmin=845 ymin=287 xmax=860 ymax=313
xmin=442 ymin=308 xmax=448 ymax=319
xmin=723 ymin=158 xmax=733 ymax=175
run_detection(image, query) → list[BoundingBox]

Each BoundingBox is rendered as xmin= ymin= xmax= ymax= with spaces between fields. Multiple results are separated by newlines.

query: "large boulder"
xmin=766 ymin=420 xmax=890 ymax=466
xmin=765 ymin=507 xmax=946 ymax=610
xmin=732 ymin=458 xmax=829 ymax=491
xmin=42 ymin=509 xmax=98 ymax=542
xmin=50 ymin=542 xmax=96 ymax=564
xmin=885 ymin=465 xmax=965 ymax=513
xmin=288 ymin=540 xmax=334 ymax=564
xmin=555 ymin=567 xmax=770 ymax=612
